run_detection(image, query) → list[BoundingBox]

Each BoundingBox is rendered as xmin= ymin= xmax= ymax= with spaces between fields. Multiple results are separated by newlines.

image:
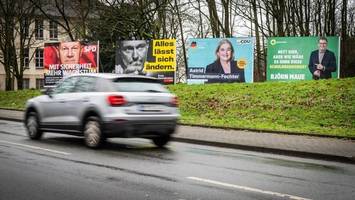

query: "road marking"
xmin=187 ymin=176 xmax=312 ymax=200
xmin=0 ymin=140 xmax=71 ymax=156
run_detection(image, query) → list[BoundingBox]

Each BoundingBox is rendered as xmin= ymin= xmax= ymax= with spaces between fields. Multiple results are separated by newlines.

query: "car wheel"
xmin=84 ymin=116 xmax=103 ymax=148
xmin=26 ymin=112 xmax=43 ymax=140
xmin=152 ymin=135 xmax=171 ymax=148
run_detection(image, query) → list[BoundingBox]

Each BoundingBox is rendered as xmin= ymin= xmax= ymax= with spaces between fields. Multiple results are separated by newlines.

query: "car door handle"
xmin=82 ymin=97 xmax=89 ymax=102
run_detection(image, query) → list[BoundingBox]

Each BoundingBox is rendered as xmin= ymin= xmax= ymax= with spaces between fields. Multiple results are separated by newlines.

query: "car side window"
xmin=74 ymin=76 xmax=97 ymax=92
xmin=52 ymin=77 xmax=78 ymax=94
xmin=95 ymin=78 xmax=114 ymax=92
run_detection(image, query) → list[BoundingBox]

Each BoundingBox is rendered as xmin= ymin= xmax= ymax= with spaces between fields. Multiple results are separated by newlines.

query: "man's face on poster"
xmin=318 ymin=39 xmax=328 ymax=52
xmin=58 ymin=41 xmax=81 ymax=64
xmin=120 ymin=40 xmax=148 ymax=74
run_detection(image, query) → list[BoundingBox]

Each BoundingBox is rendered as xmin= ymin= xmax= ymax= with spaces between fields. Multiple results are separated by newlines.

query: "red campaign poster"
xmin=44 ymin=41 xmax=99 ymax=86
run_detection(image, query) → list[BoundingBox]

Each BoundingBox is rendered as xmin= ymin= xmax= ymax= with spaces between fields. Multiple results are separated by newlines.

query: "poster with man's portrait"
xmin=115 ymin=39 xmax=176 ymax=84
xmin=187 ymin=37 xmax=254 ymax=84
xmin=266 ymin=36 xmax=340 ymax=81
xmin=44 ymin=41 xmax=99 ymax=86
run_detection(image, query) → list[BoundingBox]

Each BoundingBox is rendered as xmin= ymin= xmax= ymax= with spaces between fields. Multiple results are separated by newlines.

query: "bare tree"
xmin=0 ymin=0 xmax=37 ymax=90
xmin=251 ymin=0 xmax=262 ymax=81
xmin=341 ymin=0 xmax=348 ymax=39
xmin=29 ymin=0 xmax=96 ymax=41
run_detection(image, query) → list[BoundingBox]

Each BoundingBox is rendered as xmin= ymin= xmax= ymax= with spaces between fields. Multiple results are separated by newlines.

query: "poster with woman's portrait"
xmin=187 ymin=38 xmax=254 ymax=84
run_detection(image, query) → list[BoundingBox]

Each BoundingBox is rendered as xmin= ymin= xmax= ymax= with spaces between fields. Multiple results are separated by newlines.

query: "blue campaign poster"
xmin=187 ymin=38 xmax=254 ymax=84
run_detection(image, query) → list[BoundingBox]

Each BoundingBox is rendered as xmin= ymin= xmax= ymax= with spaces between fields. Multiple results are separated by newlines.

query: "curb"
xmin=0 ymin=117 xmax=23 ymax=123
xmin=172 ymin=137 xmax=355 ymax=164
xmin=178 ymin=123 xmax=355 ymax=141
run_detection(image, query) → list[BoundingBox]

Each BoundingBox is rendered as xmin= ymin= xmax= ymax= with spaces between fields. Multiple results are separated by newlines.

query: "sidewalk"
xmin=1 ymin=109 xmax=354 ymax=164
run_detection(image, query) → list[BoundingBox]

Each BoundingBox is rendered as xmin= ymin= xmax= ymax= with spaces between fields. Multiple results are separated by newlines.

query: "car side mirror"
xmin=42 ymin=87 xmax=53 ymax=97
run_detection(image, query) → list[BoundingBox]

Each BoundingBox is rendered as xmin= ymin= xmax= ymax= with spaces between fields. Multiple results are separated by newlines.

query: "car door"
xmin=62 ymin=76 xmax=98 ymax=130
xmin=40 ymin=76 xmax=78 ymax=130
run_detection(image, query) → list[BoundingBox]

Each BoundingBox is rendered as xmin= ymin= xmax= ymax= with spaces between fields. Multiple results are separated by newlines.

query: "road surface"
xmin=0 ymin=120 xmax=354 ymax=200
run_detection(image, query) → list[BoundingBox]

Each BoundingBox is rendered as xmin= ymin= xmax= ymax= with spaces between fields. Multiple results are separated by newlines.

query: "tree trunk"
xmin=197 ymin=0 xmax=204 ymax=38
xmin=5 ymin=70 xmax=12 ymax=91
xmin=304 ymin=0 xmax=310 ymax=36
xmin=174 ymin=0 xmax=187 ymax=78
xmin=265 ymin=1 xmax=272 ymax=36
xmin=252 ymin=0 xmax=261 ymax=81
xmin=221 ymin=0 xmax=231 ymax=37
xmin=341 ymin=0 xmax=348 ymax=39
xmin=298 ymin=0 xmax=305 ymax=35
xmin=276 ymin=0 xmax=285 ymax=36
xmin=317 ymin=0 xmax=322 ymax=36
xmin=206 ymin=0 xmax=220 ymax=37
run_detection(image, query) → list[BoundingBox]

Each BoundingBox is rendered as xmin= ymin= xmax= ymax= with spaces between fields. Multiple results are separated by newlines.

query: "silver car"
xmin=24 ymin=73 xmax=180 ymax=148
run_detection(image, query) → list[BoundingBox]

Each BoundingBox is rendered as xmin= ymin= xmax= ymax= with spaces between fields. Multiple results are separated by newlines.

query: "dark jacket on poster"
xmin=308 ymin=49 xmax=336 ymax=79
xmin=205 ymin=60 xmax=245 ymax=83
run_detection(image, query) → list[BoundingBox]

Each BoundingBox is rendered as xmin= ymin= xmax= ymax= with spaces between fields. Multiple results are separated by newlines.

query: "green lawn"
xmin=168 ymin=78 xmax=355 ymax=138
xmin=1 ymin=78 xmax=354 ymax=138
xmin=0 ymin=89 xmax=40 ymax=110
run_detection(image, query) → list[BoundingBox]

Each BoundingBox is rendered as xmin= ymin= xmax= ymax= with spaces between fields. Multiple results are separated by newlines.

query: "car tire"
xmin=26 ymin=112 xmax=43 ymax=140
xmin=152 ymin=135 xmax=171 ymax=148
xmin=84 ymin=116 xmax=103 ymax=149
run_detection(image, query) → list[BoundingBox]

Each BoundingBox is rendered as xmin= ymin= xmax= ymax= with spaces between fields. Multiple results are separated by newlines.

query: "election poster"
xmin=267 ymin=36 xmax=340 ymax=81
xmin=115 ymin=39 xmax=176 ymax=84
xmin=187 ymin=37 xmax=254 ymax=84
xmin=44 ymin=41 xmax=99 ymax=86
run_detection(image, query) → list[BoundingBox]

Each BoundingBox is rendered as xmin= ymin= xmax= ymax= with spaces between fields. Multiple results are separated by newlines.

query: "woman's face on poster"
xmin=217 ymin=42 xmax=232 ymax=62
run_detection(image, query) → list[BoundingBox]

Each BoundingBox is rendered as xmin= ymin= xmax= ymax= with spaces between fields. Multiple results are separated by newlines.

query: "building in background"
xmin=0 ymin=0 xmax=94 ymax=90
xmin=2 ymin=22 xmax=63 ymax=90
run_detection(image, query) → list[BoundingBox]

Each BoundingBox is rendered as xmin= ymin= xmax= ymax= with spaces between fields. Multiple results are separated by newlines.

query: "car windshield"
xmin=112 ymin=78 xmax=168 ymax=93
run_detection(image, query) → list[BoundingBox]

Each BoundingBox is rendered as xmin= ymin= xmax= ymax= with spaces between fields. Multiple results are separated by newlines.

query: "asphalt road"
xmin=1 ymin=119 xmax=354 ymax=200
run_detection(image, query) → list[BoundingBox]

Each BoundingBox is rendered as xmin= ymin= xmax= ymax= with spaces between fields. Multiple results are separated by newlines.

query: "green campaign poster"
xmin=267 ymin=37 xmax=340 ymax=81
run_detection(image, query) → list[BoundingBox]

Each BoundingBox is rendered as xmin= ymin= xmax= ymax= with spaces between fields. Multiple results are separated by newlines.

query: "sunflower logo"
xmin=237 ymin=58 xmax=247 ymax=69
xmin=270 ymin=39 xmax=276 ymax=46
